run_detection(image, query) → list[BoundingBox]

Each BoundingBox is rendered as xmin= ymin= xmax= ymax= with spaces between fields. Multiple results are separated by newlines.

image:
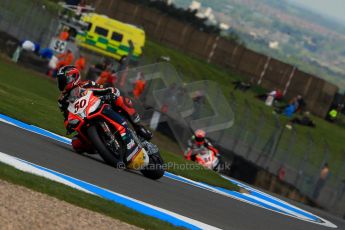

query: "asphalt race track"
xmin=1 ymin=121 xmax=344 ymax=230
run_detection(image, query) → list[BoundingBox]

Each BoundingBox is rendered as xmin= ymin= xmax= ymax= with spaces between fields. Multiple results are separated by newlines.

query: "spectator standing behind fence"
xmin=49 ymin=49 xmax=74 ymax=78
xmin=278 ymin=165 xmax=286 ymax=181
xmin=59 ymin=28 xmax=70 ymax=41
xmin=56 ymin=49 xmax=74 ymax=69
xmin=74 ymin=54 xmax=86 ymax=72
xmin=96 ymin=67 xmax=117 ymax=88
xmin=133 ymin=72 xmax=146 ymax=99
xmin=312 ymin=163 xmax=330 ymax=200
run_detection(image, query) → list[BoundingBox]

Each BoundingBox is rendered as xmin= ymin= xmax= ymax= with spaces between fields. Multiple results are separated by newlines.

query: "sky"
xmin=288 ymin=0 xmax=345 ymax=24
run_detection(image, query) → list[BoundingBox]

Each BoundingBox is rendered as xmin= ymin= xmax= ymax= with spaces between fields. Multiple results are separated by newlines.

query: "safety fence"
xmin=116 ymin=63 xmax=345 ymax=216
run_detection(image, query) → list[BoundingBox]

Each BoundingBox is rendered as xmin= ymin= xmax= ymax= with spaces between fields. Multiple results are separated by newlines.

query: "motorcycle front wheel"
xmin=87 ymin=125 xmax=124 ymax=167
xmin=140 ymin=152 xmax=165 ymax=180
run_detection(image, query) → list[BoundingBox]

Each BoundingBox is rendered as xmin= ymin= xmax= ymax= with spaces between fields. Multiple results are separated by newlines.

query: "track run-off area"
xmin=0 ymin=114 xmax=343 ymax=229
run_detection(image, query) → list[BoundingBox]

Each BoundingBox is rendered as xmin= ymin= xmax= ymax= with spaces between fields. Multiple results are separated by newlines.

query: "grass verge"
xmin=0 ymin=161 xmax=178 ymax=230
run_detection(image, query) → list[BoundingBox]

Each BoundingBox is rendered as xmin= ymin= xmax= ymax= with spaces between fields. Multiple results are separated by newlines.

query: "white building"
xmin=196 ymin=7 xmax=215 ymax=21
xmin=269 ymin=41 xmax=279 ymax=49
xmin=219 ymin=23 xmax=230 ymax=30
xmin=204 ymin=7 xmax=212 ymax=17
xmin=189 ymin=1 xmax=201 ymax=11
xmin=166 ymin=0 xmax=173 ymax=5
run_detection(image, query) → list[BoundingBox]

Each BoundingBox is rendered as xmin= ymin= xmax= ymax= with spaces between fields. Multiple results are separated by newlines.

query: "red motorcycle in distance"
xmin=186 ymin=146 xmax=223 ymax=172
xmin=65 ymin=88 xmax=164 ymax=180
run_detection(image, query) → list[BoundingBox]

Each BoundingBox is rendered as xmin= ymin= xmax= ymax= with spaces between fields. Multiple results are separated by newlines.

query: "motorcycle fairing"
xmin=127 ymin=148 xmax=149 ymax=170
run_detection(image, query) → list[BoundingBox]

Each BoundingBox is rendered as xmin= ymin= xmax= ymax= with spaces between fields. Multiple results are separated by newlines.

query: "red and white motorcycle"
xmin=66 ymin=88 xmax=164 ymax=180
xmin=186 ymin=147 xmax=223 ymax=172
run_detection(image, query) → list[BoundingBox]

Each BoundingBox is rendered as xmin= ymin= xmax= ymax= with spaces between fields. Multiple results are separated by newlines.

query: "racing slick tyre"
xmin=140 ymin=152 xmax=165 ymax=180
xmin=87 ymin=125 xmax=124 ymax=168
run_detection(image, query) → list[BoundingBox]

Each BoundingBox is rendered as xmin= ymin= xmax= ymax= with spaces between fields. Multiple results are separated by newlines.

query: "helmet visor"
xmin=57 ymin=75 xmax=67 ymax=91
xmin=195 ymin=136 xmax=205 ymax=143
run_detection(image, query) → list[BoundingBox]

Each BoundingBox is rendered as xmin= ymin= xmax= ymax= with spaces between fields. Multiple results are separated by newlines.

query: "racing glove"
xmin=102 ymin=88 xmax=120 ymax=103
xmin=103 ymin=92 xmax=119 ymax=104
xmin=58 ymin=94 xmax=69 ymax=112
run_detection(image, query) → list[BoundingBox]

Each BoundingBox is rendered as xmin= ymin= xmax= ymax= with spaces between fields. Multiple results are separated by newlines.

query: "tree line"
xmin=128 ymin=0 xmax=222 ymax=34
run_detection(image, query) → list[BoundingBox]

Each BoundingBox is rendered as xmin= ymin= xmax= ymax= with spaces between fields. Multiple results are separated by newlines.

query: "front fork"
xmin=99 ymin=121 xmax=121 ymax=154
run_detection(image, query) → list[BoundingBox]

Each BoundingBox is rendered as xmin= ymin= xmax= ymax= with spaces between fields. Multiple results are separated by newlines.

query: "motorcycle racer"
xmin=56 ymin=65 xmax=152 ymax=155
xmin=184 ymin=129 xmax=219 ymax=161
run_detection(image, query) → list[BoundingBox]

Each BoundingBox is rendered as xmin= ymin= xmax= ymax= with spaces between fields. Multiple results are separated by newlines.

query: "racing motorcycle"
xmin=187 ymin=147 xmax=223 ymax=172
xmin=65 ymin=88 xmax=164 ymax=180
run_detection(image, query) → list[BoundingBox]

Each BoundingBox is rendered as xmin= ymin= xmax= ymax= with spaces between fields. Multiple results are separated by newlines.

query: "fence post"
xmin=257 ymin=56 xmax=271 ymax=85
xmin=212 ymin=91 xmax=237 ymax=146
xmin=283 ymin=66 xmax=297 ymax=96
xmin=207 ymin=36 xmax=220 ymax=63
xmin=229 ymin=91 xmax=237 ymax=112
xmin=245 ymin=107 xmax=265 ymax=159
xmin=265 ymin=114 xmax=282 ymax=170
xmin=232 ymin=99 xmax=251 ymax=154
xmin=256 ymin=113 xmax=281 ymax=168
xmin=294 ymin=132 xmax=313 ymax=189
xmin=334 ymin=150 xmax=345 ymax=214
xmin=281 ymin=128 xmax=296 ymax=164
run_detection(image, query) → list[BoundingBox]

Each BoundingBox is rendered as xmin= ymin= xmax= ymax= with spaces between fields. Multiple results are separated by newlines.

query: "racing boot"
xmin=71 ymin=135 xmax=95 ymax=154
xmin=130 ymin=113 xmax=152 ymax=141
xmin=134 ymin=124 xmax=153 ymax=141
xmin=71 ymin=135 xmax=85 ymax=153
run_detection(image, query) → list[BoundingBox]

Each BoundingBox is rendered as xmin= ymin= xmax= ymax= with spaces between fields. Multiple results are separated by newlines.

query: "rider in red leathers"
xmin=56 ymin=65 xmax=152 ymax=154
xmin=184 ymin=129 xmax=219 ymax=161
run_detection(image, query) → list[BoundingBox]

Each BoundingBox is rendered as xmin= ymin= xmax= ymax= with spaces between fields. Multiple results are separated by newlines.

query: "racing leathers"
xmin=58 ymin=80 xmax=152 ymax=154
xmin=184 ymin=136 xmax=219 ymax=161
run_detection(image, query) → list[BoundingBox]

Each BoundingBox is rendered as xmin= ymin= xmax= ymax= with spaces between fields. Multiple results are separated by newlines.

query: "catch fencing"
xmin=116 ymin=63 xmax=345 ymax=216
